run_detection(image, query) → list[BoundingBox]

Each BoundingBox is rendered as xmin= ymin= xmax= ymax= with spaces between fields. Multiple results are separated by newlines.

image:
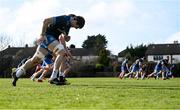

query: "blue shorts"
xmin=41 ymin=58 xmax=53 ymax=68
xmin=131 ymin=66 xmax=139 ymax=72
xmin=40 ymin=34 xmax=57 ymax=49
xmin=154 ymin=66 xmax=161 ymax=73
xmin=121 ymin=66 xmax=127 ymax=72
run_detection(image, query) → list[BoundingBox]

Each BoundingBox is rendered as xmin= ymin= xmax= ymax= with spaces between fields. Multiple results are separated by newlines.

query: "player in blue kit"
xmin=147 ymin=60 xmax=163 ymax=79
xmin=124 ymin=59 xmax=140 ymax=79
xmin=118 ymin=58 xmax=129 ymax=79
xmin=12 ymin=14 xmax=85 ymax=86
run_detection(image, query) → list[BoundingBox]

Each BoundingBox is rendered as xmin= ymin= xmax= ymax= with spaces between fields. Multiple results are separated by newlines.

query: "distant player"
xmin=147 ymin=60 xmax=162 ymax=79
xmin=124 ymin=59 xmax=140 ymax=79
xmin=136 ymin=57 xmax=145 ymax=80
xmin=161 ymin=61 xmax=169 ymax=80
xmin=118 ymin=58 xmax=129 ymax=79
xmin=167 ymin=64 xmax=175 ymax=78
xmin=147 ymin=59 xmax=169 ymax=80
xmin=141 ymin=63 xmax=148 ymax=79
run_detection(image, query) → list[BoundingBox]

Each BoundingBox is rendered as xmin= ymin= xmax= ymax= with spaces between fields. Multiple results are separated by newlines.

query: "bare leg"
xmin=12 ymin=46 xmax=48 ymax=86
xmin=47 ymin=40 xmax=66 ymax=84
xmin=31 ymin=69 xmax=44 ymax=81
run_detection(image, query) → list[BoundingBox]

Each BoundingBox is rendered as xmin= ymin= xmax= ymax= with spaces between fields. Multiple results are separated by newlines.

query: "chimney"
xmin=174 ymin=40 xmax=178 ymax=44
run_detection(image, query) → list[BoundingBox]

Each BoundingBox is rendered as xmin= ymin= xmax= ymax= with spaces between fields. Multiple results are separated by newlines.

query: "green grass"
xmin=0 ymin=78 xmax=180 ymax=109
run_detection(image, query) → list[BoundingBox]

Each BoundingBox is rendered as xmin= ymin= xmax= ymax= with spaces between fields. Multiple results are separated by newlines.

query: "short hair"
xmin=68 ymin=14 xmax=76 ymax=17
xmin=76 ymin=16 xmax=85 ymax=29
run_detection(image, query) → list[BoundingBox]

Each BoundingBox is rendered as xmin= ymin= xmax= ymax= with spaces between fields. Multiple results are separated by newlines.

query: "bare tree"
xmin=0 ymin=33 xmax=12 ymax=51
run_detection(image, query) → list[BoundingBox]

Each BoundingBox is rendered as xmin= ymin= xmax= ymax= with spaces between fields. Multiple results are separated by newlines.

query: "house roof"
xmin=0 ymin=47 xmax=98 ymax=58
xmin=118 ymin=49 xmax=126 ymax=57
xmin=0 ymin=47 xmax=36 ymax=58
xmin=70 ymin=48 xmax=98 ymax=56
xmin=145 ymin=43 xmax=180 ymax=55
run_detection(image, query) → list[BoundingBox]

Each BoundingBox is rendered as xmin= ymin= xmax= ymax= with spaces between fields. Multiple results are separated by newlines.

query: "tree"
xmin=0 ymin=33 xmax=12 ymax=51
xmin=82 ymin=34 xmax=108 ymax=53
xmin=125 ymin=44 xmax=148 ymax=61
xmin=98 ymin=49 xmax=110 ymax=66
xmin=82 ymin=34 xmax=110 ymax=66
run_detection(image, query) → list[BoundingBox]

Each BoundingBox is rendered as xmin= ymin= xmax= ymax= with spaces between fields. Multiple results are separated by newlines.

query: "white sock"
xmin=16 ymin=68 xmax=25 ymax=78
xmin=38 ymin=74 xmax=43 ymax=80
xmin=50 ymin=70 xmax=58 ymax=79
xmin=31 ymin=74 xmax=35 ymax=78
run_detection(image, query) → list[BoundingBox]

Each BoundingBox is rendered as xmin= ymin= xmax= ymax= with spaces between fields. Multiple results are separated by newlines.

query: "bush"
xmin=95 ymin=63 xmax=104 ymax=72
xmin=69 ymin=62 xmax=96 ymax=77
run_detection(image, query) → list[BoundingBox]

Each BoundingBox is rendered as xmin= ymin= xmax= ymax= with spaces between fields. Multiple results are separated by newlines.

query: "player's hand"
xmin=36 ymin=35 xmax=45 ymax=45
xmin=59 ymin=34 xmax=66 ymax=44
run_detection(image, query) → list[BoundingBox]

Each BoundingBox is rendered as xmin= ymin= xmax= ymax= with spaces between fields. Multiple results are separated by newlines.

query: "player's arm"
xmin=41 ymin=17 xmax=54 ymax=36
xmin=59 ymin=34 xmax=66 ymax=48
xmin=37 ymin=17 xmax=54 ymax=44
xmin=59 ymin=34 xmax=69 ymax=55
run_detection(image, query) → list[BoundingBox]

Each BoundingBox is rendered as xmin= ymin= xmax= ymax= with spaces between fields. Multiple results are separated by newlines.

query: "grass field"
xmin=0 ymin=77 xmax=180 ymax=109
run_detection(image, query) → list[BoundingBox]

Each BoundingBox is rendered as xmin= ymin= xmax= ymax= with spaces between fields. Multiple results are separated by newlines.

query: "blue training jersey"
xmin=45 ymin=15 xmax=71 ymax=40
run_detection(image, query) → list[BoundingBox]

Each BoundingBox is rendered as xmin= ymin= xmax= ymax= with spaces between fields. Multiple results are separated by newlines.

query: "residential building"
xmin=145 ymin=43 xmax=180 ymax=64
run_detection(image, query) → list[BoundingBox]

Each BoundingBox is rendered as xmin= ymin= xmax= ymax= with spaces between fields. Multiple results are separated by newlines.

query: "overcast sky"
xmin=0 ymin=0 xmax=179 ymax=55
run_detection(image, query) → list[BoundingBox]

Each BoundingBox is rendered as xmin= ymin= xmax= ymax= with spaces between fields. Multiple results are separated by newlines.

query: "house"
xmin=0 ymin=45 xmax=37 ymax=78
xmin=0 ymin=46 xmax=99 ymax=77
xmin=0 ymin=46 xmax=98 ymax=65
xmin=117 ymin=49 xmax=126 ymax=62
xmin=70 ymin=48 xmax=98 ymax=63
xmin=0 ymin=45 xmax=36 ymax=59
xmin=145 ymin=43 xmax=180 ymax=64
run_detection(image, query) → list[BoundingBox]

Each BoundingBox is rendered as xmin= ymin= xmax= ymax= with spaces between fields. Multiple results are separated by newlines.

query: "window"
xmin=153 ymin=55 xmax=163 ymax=61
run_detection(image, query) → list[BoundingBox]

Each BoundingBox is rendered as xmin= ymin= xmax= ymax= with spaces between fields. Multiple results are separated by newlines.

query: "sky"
xmin=0 ymin=0 xmax=179 ymax=55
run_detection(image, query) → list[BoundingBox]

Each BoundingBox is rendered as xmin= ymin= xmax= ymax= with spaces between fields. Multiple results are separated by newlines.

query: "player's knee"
xmin=53 ymin=44 xmax=65 ymax=56
xmin=34 ymin=51 xmax=45 ymax=60
xmin=31 ymin=57 xmax=42 ymax=65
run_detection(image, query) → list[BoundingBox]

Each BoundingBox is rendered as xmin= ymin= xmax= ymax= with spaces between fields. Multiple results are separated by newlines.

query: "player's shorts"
xmin=154 ymin=66 xmax=162 ymax=74
xmin=167 ymin=71 xmax=172 ymax=76
xmin=121 ymin=66 xmax=128 ymax=72
xmin=40 ymin=34 xmax=57 ymax=49
xmin=41 ymin=59 xmax=53 ymax=68
xmin=131 ymin=66 xmax=139 ymax=73
xmin=154 ymin=65 xmax=161 ymax=72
